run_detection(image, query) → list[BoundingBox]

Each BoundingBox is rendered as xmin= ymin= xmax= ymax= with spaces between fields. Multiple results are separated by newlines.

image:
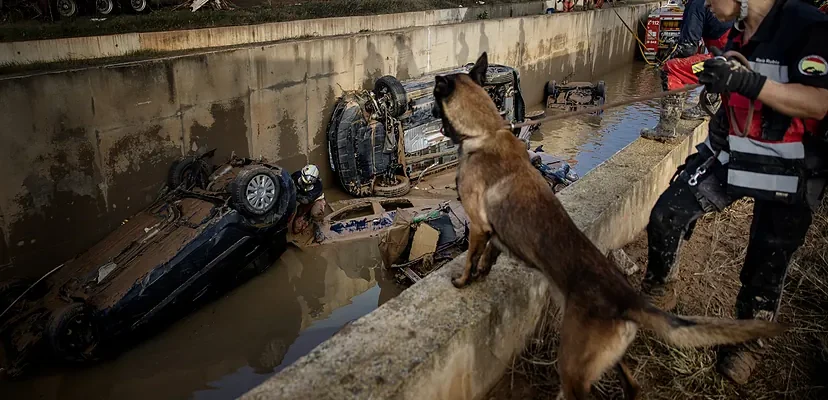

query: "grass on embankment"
xmin=489 ymin=197 xmax=828 ymax=399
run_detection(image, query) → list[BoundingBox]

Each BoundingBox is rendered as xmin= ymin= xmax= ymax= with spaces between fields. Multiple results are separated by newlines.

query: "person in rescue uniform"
xmin=641 ymin=0 xmax=734 ymax=139
xmin=639 ymin=0 xmax=828 ymax=385
xmin=290 ymin=164 xmax=327 ymax=243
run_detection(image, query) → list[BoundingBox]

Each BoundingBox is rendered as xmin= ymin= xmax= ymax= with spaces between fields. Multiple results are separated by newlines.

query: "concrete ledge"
xmin=558 ymin=119 xmax=709 ymax=253
xmin=240 ymin=121 xmax=709 ymax=399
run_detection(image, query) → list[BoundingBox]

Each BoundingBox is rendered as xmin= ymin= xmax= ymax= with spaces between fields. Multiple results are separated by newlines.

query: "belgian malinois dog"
xmin=431 ymin=52 xmax=789 ymax=399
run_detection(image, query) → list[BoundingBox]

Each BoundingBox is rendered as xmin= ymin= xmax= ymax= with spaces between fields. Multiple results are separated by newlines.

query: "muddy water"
xmin=0 ymin=240 xmax=403 ymax=400
xmin=529 ymin=61 xmax=669 ymax=175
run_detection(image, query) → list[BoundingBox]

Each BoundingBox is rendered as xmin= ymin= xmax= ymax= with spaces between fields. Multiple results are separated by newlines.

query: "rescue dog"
xmin=432 ymin=52 xmax=789 ymax=399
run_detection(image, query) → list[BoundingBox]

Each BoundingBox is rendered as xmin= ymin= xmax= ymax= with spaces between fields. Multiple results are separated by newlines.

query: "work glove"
xmin=708 ymin=107 xmax=730 ymax=152
xmin=697 ymin=49 xmax=767 ymax=100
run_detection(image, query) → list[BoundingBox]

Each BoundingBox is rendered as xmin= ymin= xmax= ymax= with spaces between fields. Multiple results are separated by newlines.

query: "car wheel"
xmin=55 ymin=0 xmax=79 ymax=17
xmin=95 ymin=0 xmax=114 ymax=14
xmin=126 ymin=0 xmax=147 ymax=12
xmin=545 ymin=80 xmax=559 ymax=104
xmin=47 ymin=303 xmax=99 ymax=363
xmin=595 ymin=80 xmax=606 ymax=99
xmin=0 ymin=278 xmax=35 ymax=313
xmin=373 ymin=175 xmax=410 ymax=197
xmin=231 ymin=166 xmax=281 ymax=216
xmin=594 ymin=80 xmax=606 ymax=116
xmin=168 ymin=156 xmax=210 ymax=190
xmin=373 ymin=76 xmax=408 ymax=118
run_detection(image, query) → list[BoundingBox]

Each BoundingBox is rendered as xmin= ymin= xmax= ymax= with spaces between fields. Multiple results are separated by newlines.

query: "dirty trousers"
xmin=645 ymin=153 xmax=813 ymax=318
xmin=291 ymin=198 xmax=326 ymax=235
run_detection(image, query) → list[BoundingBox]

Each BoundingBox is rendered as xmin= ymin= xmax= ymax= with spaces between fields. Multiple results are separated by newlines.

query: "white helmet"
xmin=299 ymin=164 xmax=320 ymax=186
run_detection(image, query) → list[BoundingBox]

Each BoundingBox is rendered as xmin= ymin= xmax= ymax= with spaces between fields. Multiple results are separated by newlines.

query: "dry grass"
xmin=489 ymin=198 xmax=828 ymax=399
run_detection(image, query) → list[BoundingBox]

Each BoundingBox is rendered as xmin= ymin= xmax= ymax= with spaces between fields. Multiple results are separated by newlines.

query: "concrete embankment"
xmin=1 ymin=1 xmax=561 ymax=65
xmin=0 ymin=3 xmax=654 ymax=281
xmin=240 ymin=120 xmax=710 ymax=400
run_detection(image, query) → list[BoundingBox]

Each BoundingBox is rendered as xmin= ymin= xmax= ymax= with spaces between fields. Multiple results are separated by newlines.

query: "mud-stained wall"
xmin=0 ymin=4 xmax=653 ymax=280
xmin=1 ymin=2 xmax=552 ymax=64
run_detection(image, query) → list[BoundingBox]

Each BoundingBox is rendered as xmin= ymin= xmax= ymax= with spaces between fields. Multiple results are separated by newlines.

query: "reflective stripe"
xmin=728 ymin=136 xmax=804 ymax=159
xmin=702 ymin=137 xmax=731 ymax=164
xmin=727 ymin=170 xmax=800 ymax=193
xmin=748 ymin=61 xmax=789 ymax=83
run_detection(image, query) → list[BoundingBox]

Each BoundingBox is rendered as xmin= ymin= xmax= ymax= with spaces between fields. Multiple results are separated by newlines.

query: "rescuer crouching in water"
xmin=640 ymin=0 xmax=828 ymax=385
xmin=641 ymin=0 xmax=734 ymax=140
xmin=289 ymin=164 xmax=327 ymax=244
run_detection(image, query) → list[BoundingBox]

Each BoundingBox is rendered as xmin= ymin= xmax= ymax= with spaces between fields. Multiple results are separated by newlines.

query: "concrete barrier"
xmin=1 ymin=2 xmax=553 ymax=65
xmin=240 ymin=120 xmax=710 ymax=400
xmin=0 ymin=4 xmax=653 ymax=284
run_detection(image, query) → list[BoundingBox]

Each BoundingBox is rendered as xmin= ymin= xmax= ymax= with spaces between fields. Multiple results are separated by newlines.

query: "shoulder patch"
xmin=798 ymin=55 xmax=828 ymax=76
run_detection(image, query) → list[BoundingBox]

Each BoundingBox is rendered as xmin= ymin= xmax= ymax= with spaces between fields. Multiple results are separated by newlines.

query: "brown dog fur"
xmin=432 ymin=52 xmax=790 ymax=400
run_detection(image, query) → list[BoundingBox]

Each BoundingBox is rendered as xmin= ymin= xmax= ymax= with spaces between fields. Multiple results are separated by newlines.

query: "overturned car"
xmin=327 ymin=63 xmax=570 ymax=198
xmin=544 ymin=80 xmax=607 ymax=116
xmin=0 ymin=152 xmax=296 ymax=378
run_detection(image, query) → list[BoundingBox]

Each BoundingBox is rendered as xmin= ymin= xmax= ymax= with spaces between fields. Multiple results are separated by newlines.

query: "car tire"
xmin=373 ymin=76 xmax=408 ymax=118
xmin=231 ymin=166 xmax=282 ymax=217
xmin=374 ymin=175 xmax=410 ymax=197
xmin=95 ymin=0 xmax=115 ymax=15
xmin=545 ymin=80 xmax=558 ymax=103
xmin=594 ymin=80 xmax=606 ymax=115
xmin=54 ymin=0 xmax=79 ymax=17
xmin=168 ymin=156 xmax=210 ymax=190
xmin=595 ymin=80 xmax=606 ymax=99
xmin=47 ymin=303 xmax=99 ymax=363
xmin=0 ymin=278 xmax=34 ymax=311
xmin=124 ymin=0 xmax=147 ymax=13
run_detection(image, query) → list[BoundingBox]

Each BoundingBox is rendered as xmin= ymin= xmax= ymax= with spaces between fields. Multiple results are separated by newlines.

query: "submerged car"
xmin=544 ymin=80 xmax=607 ymax=116
xmin=0 ymin=152 xmax=296 ymax=378
xmin=326 ymin=63 xmax=528 ymax=198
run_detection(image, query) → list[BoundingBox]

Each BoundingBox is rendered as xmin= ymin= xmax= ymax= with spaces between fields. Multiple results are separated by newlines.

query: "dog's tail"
xmin=626 ymin=304 xmax=789 ymax=348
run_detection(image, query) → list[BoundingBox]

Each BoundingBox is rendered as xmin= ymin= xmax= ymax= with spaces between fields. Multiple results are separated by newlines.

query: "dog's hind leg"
xmin=452 ymin=224 xmax=489 ymax=288
xmin=557 ymin=307 xmax=639 ymax=400
xmin=615 ymin=361 xmax=640 ymax=400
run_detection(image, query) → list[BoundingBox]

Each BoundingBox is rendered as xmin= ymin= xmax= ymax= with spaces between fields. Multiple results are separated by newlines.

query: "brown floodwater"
xmin=1 ymin=60 xmax=679 ymax=400
xmin=529 ymin=61 xmax=668 ymax=175
xmin=0 ymin=240 xmax=403 ymax=400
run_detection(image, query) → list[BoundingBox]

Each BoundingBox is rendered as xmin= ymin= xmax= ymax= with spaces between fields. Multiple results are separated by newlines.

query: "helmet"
xmin=299 ymin=164 xmax=320 ymax=187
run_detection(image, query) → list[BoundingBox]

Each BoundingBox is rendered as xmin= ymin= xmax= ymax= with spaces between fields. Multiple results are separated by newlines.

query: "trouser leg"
xmin=644 ymin=177 xmax=708 ymax=285
xmin=734 ymin=200 xmax=813 ymax=319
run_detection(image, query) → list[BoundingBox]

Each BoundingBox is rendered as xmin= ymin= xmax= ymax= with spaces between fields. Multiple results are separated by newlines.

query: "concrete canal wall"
xmin=240 ymin=120 xmax=711 ymax=400
xmin=2 ymin=2 xmax=564 ymax=65
xmin=0 ymin=3 xmax=654 ymax=283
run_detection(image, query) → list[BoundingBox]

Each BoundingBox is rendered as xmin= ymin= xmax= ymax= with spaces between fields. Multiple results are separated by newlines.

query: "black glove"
xmin=673 ymin=41 xmax=699 ymax=59
xmin=708 ymin=107 xmax=730 ymax=152
xmin=697 ymin=56 xmax=767 ymax=100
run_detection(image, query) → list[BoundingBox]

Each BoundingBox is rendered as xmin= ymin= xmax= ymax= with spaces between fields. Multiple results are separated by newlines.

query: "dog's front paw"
xmin=451 ymin=274 xmax=469 ymax=288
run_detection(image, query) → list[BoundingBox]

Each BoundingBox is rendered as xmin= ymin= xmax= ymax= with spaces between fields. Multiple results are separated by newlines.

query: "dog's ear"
xmin=434 ymin=75 xmax=455 ymax=99
xmin=468 ymin=52 xmax=488 ymax=86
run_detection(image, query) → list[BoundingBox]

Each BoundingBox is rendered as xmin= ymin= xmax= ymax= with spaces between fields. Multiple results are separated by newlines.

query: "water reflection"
xmin=0 ymin=239 xmax=402 ymax=400
xmin=531 ymin=62 xmax=665 ymax=174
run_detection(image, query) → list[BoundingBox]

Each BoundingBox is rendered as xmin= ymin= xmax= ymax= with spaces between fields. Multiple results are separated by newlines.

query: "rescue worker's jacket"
xmin=674 ymin=0 xmax=733 ymax=58
xmin=712 ymin=0 xmax=828 ymax=204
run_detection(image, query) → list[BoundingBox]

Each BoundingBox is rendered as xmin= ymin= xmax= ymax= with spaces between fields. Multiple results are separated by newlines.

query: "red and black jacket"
xmin=708 ymin=0 xmax=828 ymax=203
